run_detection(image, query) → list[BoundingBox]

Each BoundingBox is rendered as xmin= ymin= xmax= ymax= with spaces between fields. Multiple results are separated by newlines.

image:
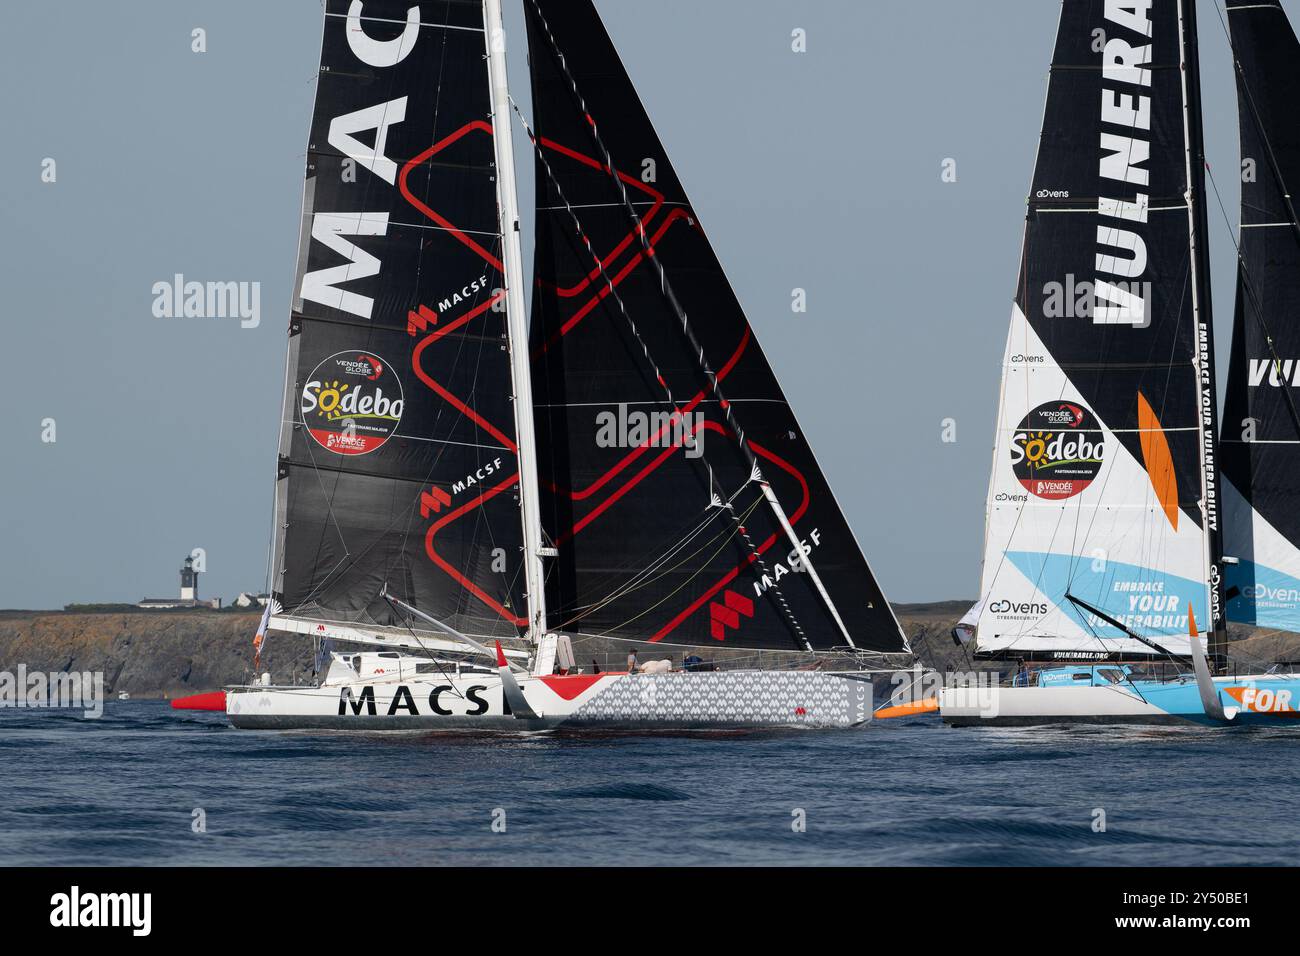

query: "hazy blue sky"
xmin=1 ymin=0 xmax=1285 ymax=608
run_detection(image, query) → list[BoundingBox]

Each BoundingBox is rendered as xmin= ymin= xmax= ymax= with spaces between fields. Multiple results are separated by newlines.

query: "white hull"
xmin=228 ymin=669 xmax=874 ymax=731
xmin=939 ymin=674 xmax=1300 ymax=726
xmin=939 ymin=685 xmax=1178 ymax=726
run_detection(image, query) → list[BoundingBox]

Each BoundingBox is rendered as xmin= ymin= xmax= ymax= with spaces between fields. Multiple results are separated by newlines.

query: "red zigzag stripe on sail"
xmin=397 ymin=125 xmax=816 ymax=641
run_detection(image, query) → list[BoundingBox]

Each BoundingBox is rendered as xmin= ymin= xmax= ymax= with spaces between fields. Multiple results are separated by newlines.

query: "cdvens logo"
xmin=1010 ymin=401 xmax=1105 ymax=500
xmin=988 ymin=598 xmax=1049 ymax=617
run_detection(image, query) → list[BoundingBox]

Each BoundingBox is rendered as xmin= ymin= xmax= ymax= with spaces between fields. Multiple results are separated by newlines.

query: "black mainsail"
xmin=521 ymin=0 xmax=906 ymax=653
xmin=265 ymin=0 xmax=906 ymax=660
xmin=271 ymin=0 xmax=527 ymax=643
xmin=1221 ymin=0 xmax=1300 ymax=632
xmin=971 ymin=0 xmax=1223 ymax=662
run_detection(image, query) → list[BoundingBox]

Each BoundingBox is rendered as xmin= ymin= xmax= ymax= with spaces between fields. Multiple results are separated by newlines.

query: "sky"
xmin=0 ymin=0 xmax=1287 ymax=609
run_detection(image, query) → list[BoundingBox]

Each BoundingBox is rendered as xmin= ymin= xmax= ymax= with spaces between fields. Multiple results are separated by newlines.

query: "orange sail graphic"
xmin=1137 ymin=391 xmax=1179 ymax=531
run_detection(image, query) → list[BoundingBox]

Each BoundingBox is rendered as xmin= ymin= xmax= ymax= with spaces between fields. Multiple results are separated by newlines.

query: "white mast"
xmin=483 ymin=0 xmax=548 ymax=646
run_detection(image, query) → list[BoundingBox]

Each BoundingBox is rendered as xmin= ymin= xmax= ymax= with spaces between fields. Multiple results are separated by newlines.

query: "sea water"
xmin=1 ymin=703 xmax=1297 ymax=866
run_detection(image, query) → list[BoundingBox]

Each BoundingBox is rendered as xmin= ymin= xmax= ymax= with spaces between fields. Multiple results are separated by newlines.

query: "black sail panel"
xmin=272 ymin=0 xmax=526 ymax=639
xmin=975 ymin=0 xmax=1221 ymax=659
xmin=524 ymin=0 xmax=906 ymax=653
xmin=1221 ymin=0 xmax=1300 ymax=630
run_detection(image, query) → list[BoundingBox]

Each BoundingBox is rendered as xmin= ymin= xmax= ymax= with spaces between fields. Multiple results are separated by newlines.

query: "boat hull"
xmin=939 ymin=675 xmax=1300 ymax=727
xmin=227 ymin=669 xmax=874 ymax=731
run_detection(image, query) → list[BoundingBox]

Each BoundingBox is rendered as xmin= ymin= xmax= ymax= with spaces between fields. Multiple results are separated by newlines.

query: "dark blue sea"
xmin=4 ymin=702 xmax=1299 ymax=866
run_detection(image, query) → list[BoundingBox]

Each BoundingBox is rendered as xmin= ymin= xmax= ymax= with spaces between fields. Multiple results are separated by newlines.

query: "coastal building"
xmin=232 ymin=592 xmax=271 ymax=608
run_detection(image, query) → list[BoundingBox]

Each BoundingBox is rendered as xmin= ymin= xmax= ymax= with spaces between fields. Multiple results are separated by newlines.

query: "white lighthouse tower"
xmin=180 ymin=555 xmax=199 ymax=602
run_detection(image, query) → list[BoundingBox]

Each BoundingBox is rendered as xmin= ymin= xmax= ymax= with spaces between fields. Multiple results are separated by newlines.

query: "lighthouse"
xmin=137 ymin=554 xmax=219 ymax=609
xmin=180 ymin=555 xmax=199 ymax=602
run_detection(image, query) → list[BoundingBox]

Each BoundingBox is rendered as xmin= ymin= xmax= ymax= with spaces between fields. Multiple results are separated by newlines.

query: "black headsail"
xmin=522 ymin=0 xmax=906 ymax=653
xmin=1221 ymin=0 xmax=1300 ymax=632
xmin=271 ymin=0 xmax=527 ymax=641
xmin=972 ymin=0 xmax=1224 ymax=662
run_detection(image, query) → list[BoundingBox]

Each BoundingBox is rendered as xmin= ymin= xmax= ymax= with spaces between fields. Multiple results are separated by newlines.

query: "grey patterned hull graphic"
xmin=565 ymin=672 xmax=872 ymax=728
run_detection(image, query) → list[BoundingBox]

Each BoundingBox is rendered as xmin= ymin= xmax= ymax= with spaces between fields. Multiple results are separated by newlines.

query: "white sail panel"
xmin=975 ymin=305 xmax=1206 ymax=660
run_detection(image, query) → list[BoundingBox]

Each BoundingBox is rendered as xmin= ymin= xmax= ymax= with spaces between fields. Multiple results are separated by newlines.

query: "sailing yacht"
xmin=220 ymin=0 xmax=909 ymax=730
xmin=939 ymin=0 xmax=1300 ymax=725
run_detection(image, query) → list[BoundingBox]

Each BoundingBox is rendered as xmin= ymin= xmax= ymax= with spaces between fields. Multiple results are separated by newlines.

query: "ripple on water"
xmin=550 ymin=783 xmax=691 ymax=802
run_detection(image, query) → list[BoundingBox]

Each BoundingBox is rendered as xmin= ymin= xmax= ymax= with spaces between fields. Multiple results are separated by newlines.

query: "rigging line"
xmin=563 ymin=509 xmax=721 ymax=611
xmin=1072 ymin=592 xmax=1131 ymax=662
xmin=560 ymin=525 xmax=734 ymax=630
xmin=562 ymin=490 xmax=758 ymax=622
xmin=982 ymin=315 xmax=1032 ymax=611
xmin=388 ymin=40 xmax=523 ymax=617
xmin=1019 ymin=360 xmax=1102 ymax=637
xmin=293 ymin=224 xmax=402 ymax=612
xmin=984 ymin=4 xmax=1071 ymax=634
xmin=395 ymin=20 xmax=464 ymax=564
xmin=263 ymin=334 xmax=296 ymax=600
xmin=1211 ymin=0 xmax=1300 ymax=444
xmin=394 ymin=267 xmax=509 ymax=588
xmin=290 ymin=434 xmax=358 ymax=610
xmin=294 ymin=436 xmax=510 ymax=627
xmin=270 ymin=3 xmax=338 ymax=606
xmin=1058 ymin=234 xmax=1192 ymax=601
xmin=1068 ymin=250 xmax=1192 ymax=590
xmin=560 ymin=484 xmax=746 ymax=615
xmin=1067 ymin=592 xmax=1188 ymax=667
xmin=381 ymin=591 xmax=468 ymax=700
xmin=1205 ymin=160 xmax=1300 ymax=443
xmin=562 ymin=492 xmax=764 ymax=630
xmin=555 ymin=481 xmax=754 ymax=624
xmin=508 ymin=100 xmax=812 ymax=652
xmin=586 ymin=496 xmax=771 ymax=640
xmin=523 ymin=3 xmax=773 ymax=473
xmin=389 ymin=37 xmax=532 ymax=636
xmin=547 ymin=458 xmax=737 ymax=609
xmin=1055 ymin=28 xmax=1200 ymax=597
